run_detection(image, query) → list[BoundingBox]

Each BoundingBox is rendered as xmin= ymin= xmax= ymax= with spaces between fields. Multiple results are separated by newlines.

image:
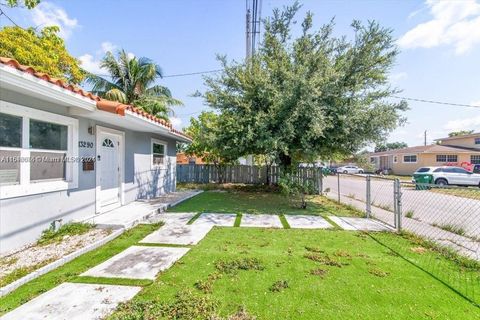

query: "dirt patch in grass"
xmin=309 ymin=268 xmax=328 ymax=278
xmin=270 ymin=280 xmax=289 ymax=292
xmin=369 ymin=268 xmax=390 ymax=278
xmin=411 ymin=246 xmax=428 ymax=254
xmin=305 ymin=246 xmax=324 ymax=253
xmin=303 ymin=253 xmax=345 ymax=268
xmin=194 ymin=272 xmax=223 ymax=294
xmin=215 ymin=258 xmax=265 ymax=274
xmin=333 ymin=250 xmax=352 ymax=258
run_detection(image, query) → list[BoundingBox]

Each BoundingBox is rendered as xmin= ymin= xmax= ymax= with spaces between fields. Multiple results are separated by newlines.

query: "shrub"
xmin=278 ymin=172 xmax=316 ymax=209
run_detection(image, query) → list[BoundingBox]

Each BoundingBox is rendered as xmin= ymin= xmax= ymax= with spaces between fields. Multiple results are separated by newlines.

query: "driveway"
xmin=323 ymin=175 xmax=480 ymax=240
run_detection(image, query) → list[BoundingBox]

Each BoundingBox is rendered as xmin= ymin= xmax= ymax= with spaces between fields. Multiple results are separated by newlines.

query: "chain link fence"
xmin=323 ymin=172 xmax=480 ymax=304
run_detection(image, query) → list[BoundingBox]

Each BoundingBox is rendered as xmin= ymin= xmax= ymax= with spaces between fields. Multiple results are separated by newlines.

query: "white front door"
xmin=98 ymin=133 xmax=121 ymax=210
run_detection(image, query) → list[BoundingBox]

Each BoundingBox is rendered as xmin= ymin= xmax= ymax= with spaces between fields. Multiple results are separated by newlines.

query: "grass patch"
xmin=108 ymin=228 xmax=479 ymax=319
xmin=187 ymin=212 xmax=202 ymax=225
xmin=169 ymin=190 xmax=363 ymax=217
xmin=405 ymin=210 xmax=415 ymax=218
xmin=0 ymin=223 xmax=162 ymax=315
xmin=71 ymin=276 xmax=153 ymax=287
xmin=369 ymin=268 xmax=390 ymax=277
xmin=38 ymin=222 xmax=95 ymax=246
xmin=234 ymin=214 xmax=242 ymax=227
xmin=432 ymin=223 xmax=466 ymax=236
xmin=279 ymin=214 xmax=290 ymax=229
xmin=430 ymin=187 xmax=480 ymax=200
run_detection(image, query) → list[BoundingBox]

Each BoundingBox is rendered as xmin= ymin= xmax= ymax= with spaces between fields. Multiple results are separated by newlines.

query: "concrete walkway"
xmin=1 ymin=210 xmax=408 ymax=319
xmin=85 ymin=190 xmax=202 ymax=229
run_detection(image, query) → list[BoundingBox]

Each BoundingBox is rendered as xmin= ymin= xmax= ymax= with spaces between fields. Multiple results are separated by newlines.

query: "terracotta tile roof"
xmin=370 ymin=144 xmax=480 ymax=156
xmin=0 ymin=57 xmax=191 ymax=141
xmin=0 ymin=57 xmax=99 ymax=101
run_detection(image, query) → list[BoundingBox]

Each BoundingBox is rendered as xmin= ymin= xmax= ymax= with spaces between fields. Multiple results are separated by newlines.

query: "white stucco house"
xmin=0 ymin=57 xmax=191 ymax=254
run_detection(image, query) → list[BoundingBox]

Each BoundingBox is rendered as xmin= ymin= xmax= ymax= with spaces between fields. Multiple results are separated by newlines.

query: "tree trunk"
xmin=279 ymin=153 xmax=292 ymax=173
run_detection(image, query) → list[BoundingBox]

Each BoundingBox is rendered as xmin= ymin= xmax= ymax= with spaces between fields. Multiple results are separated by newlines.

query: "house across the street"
xmin=369 ymin=133 xmax=480 ymax=175
xmin=0 ymin=58 xmax=191 ymax=254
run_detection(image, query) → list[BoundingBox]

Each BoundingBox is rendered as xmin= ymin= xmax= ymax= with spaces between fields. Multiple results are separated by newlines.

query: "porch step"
xmin=80 ymin=190 xmax=203 ymax=230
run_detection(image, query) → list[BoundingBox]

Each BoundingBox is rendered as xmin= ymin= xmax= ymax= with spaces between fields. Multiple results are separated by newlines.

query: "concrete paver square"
xmin=0 ymin=282 xmax=140 ymax=320
xmin=328 ymin=216 xmax=393 ymax=231
xmin=285 ymin=215 xmax=333 ymax=229
xmin=151 ymin=212 xmax=197 ymax=226
xmin=81 ymin=246 xmax=189 ymax=279
xmin=140 ymin=223 xmax=213 ymax=245
xmin=240 ymin=214 xmax=283 ymax=228
xmin=194 ymin=213 xmax=237 ymax=226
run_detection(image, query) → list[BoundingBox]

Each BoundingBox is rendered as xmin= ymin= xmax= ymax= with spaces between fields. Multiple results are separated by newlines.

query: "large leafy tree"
xmin=448 ymin=130 xmax=474 ymax=137
xmin=184 ymin=111 xmax=238 ymax=165
xmin=374 ymin=141 xmax=408 ymax=152
xmin=86 ymin=50 xmax=182 ymax=120
xmin=203 ymin=3 xmax=407 ymax=170
xmin=0 ymin=26 xmax=85 ymax=84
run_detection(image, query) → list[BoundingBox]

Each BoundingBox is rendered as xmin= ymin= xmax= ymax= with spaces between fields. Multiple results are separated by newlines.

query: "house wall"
xmin=390 ymin=153 xmax=478 ymax=175
xmin=439 ymin=136 xmax=480 ymax=148
xmin=0 ymin=89 xmax=177 ymax=254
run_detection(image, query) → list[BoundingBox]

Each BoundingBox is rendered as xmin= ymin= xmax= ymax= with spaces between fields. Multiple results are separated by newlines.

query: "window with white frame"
xmin=403 ymin=155 xmax=417 ymax=163
xmin=471 ymin=155 xmax=480 ymax=164
xmin=151 ymin=139 xmax=167 ymax=167
xmin=0 ymin=101 xmax=78 ymax=198
xmin=436 ymin=154 xmax=458 ymax=163
xmin=475 ymin=138 xmax=480 ymax=145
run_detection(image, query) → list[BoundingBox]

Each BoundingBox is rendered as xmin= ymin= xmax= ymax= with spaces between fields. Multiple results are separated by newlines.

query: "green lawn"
xmin=2 ymin=191 xmax=479 ymax=319
xmin=108 ymin=227 xmax=479 ymax=319
xmin=169 ymin=190 xmax=363 ymax=217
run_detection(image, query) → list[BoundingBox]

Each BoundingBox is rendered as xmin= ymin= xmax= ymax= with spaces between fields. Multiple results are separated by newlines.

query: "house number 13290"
xmin=79 ymin=141 xmax=94 ymax=148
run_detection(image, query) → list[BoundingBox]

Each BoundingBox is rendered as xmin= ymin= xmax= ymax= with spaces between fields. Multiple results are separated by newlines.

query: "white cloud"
xmin=100 ymin=42 xmax=117 ymax=54
xmin=78 ymin=54 xmax=103 ymax=75
xmin=79 ymin=42 xmax=118 ymax=74
xmin=31 ymin=2 xmax=78 ymax=39
xmin=399 ymin=0 xmax=480 ymax=55
xmin=444 ymin=116 xmax=480 ymax=131
xmin=390 ymin=72 xmax=408 ymax=83
xmin=470 ymin=100 xmax=480 ymax=106
xmin=170 ymin=117 xmax=183 ymax=129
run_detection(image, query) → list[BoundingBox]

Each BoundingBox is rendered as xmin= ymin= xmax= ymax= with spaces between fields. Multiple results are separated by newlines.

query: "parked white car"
xmin=336 ymin=165 xmax=364 ymax=174
xmin=413 ymin=166 xmax=480 ymax=187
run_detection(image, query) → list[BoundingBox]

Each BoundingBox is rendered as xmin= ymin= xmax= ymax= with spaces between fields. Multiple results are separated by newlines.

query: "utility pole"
xmin=245 ymin=0 xmax=262 ymax=166
xmin=424 ymin=130 xmax=427 ymax=146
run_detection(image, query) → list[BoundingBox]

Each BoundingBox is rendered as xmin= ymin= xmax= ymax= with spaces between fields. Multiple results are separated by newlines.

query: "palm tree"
xmin=85 ymin=49 xmax=182 ymax=120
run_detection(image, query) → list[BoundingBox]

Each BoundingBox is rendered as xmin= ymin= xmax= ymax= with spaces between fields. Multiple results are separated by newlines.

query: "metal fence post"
xmin=317 ymin=168 xmax=323 ymax=195
xmin=393 ymin=179 xmax=402 ymax=232
xmin=337 ymin=172 xmax=341 ymax=203
xmin=396 ymin=179 xmax=402 ymax=232
xmin=366 ymin=175 xmax=371 ymax=218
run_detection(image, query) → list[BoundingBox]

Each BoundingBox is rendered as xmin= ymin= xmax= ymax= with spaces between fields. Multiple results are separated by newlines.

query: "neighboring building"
xmin=176 ymin=152 xmax=207 ymax=165
xmin=369 ymin=133 xmax=480 ymax=175
xmin=0 ymin=58 xmax=191 ymax=253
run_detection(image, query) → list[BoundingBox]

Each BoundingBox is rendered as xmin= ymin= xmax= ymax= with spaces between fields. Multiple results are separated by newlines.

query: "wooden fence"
xmin=176 ymin=164 xmax=322 ymax=193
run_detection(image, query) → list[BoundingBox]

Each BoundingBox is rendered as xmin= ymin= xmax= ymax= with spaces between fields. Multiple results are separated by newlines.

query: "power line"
xmin=163 ymin=69 xmax=223 ymax=78
xmin=391 ymin=96 xmax=480 ymax=109
xmin=0 ymin=8 xmax=20 ymax=28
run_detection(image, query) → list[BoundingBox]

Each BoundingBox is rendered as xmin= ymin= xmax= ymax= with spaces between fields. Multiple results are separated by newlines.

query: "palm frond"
xmin=83 ymin=72 xmax=121 ymax=97
xmin=105 ymin=88 xmax=127 ymax=104
xmin=145 ymin=85 xmax=173 ymax=97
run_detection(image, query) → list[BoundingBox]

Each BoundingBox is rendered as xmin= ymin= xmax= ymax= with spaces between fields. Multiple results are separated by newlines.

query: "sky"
xmin=1 ymin=0 xmax=480 ymax=148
